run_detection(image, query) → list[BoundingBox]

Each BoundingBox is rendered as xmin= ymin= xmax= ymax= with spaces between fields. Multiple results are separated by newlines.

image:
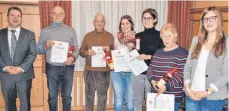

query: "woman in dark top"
xmin=132 ymin=8 xmax=164 ymax=111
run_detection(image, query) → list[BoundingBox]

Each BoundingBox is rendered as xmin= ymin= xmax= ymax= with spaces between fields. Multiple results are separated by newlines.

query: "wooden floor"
xmin=72 ymin=100 xmax=187 ymax=111
xmin=73 ymin=107 xmax=186 ymax=111
xmin=74 ymin=108 xmax=184 ymax=111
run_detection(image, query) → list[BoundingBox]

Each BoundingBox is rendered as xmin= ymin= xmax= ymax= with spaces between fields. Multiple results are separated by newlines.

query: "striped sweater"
xmin=147 ymin=46 xmax=188 ymax=102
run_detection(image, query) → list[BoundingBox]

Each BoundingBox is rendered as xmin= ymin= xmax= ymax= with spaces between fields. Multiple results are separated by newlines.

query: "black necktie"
xmin=10 ymin=30 xmax=17 ymax=60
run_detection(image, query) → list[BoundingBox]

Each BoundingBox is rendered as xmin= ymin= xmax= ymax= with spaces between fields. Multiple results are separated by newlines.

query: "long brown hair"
xmin=192 ymin=6 xmax=226 ymax=59
xmin=119 ymin=15 xmax=134 ymax=32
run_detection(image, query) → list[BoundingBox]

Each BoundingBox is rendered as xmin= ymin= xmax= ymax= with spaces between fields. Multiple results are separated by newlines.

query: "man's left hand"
xmin=12 ymin=67 xmax=23 ymax=74
xmin=64 ymin=57 xmax=75 ymax=66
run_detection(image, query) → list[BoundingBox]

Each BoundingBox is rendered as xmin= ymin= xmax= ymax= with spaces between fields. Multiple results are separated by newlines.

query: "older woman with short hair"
xmin=147 ymin=23 xmax=188 ymax=111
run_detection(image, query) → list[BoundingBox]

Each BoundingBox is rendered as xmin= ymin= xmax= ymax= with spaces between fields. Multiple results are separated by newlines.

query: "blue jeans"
xmin=111 ymin=71 xmax=134 ymax=111
xmin=46 ymin=63 xmax=74 ymax=111
xmin=175 ymin=101 xmax=181 ymax=111
xmin=185 ymin=96 xmax=225 ymax=111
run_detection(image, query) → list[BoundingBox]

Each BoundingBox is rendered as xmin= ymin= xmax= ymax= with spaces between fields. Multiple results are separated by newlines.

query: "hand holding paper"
xmin=88 ymin=49 xmax=96 ymax=56
xmin=156 ymin=67 xmax=179 ymax=88
xmin=64 ymin=56 xmax=75 ymax=66
xmin=122 ymin=49 xmax=148 ymax=76
xmin=46 ymin=40 xmax=55 ymax=48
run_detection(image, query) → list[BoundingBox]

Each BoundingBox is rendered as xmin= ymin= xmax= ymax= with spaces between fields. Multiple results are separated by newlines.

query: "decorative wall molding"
xmin=0 ymin=3 xmax=39 ymax=14
xmin=0 ymin=1 xmax=39 ymax=5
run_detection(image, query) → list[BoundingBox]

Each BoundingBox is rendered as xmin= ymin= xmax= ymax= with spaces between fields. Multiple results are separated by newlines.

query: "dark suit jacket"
xmin=0 ymin=27 xmax=37 ymax=81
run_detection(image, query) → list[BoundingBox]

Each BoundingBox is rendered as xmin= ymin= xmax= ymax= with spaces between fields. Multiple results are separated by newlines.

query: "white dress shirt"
xmin=191 ymin=46 xmax=210 ymax=91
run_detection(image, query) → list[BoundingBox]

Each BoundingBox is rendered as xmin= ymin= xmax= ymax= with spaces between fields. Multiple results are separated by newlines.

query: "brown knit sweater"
xmin=79 ymin=30 xmax=114 ymax=71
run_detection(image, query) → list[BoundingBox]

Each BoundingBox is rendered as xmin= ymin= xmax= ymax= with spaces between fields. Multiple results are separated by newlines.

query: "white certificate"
xmin=111 ymin=49 xmax=130 ymax=72
xmin=147 ymin=93 xmax=175 ymax=111
xmin=91 ymin=46 xmax=106 ymax=67
xmin=122 ymin=49 xmax=148 ymax=76
xmin=50 ymin=41 xmax=69 ymax=63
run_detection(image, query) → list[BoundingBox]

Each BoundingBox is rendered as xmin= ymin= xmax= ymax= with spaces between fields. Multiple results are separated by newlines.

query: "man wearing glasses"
xmin=37 ymin=6 xmax=78 ymax=111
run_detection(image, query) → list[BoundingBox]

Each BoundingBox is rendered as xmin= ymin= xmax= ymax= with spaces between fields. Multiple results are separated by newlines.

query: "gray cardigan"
xmin=184 ymin=36 xmax=228 ymax=100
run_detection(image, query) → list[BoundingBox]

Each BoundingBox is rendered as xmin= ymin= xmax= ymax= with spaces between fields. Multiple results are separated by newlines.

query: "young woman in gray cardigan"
xmin=184 ymin=6 xmax=228 ymax=111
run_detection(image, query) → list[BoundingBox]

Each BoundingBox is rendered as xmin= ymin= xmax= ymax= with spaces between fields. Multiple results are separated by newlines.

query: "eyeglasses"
xmin=202 ymin=16 xmax=217 ymax=23
xmin=52 ymin=12 xmax=65 ymax=16
xmin=142 ymin=17 xmax=153 ymax=21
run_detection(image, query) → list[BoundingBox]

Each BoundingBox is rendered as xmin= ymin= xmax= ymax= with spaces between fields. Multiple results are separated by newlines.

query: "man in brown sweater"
xmin=79 ymin=13 xmax=114 ymax=111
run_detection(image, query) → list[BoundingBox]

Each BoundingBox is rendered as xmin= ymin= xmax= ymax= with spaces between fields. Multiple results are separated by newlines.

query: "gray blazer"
xmin=184 ymin=36 xmax=228 ymax=100
xmin=0 ymin=27 xmax=37 ymax=81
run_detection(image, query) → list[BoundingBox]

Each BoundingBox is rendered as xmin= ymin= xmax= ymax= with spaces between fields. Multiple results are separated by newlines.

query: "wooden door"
xmin=190 ymin=1 xmax=228 ymax=44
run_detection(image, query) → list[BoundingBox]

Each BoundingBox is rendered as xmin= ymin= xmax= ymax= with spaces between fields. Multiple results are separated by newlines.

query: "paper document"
xmin=91 ymin=46 xmax=106 ymax=67
xmin=111 ymin=49 xmax=130 ymax=72
xmin=147 ymin=93 xmax=175 ymax=111
xmin=122 ymin=49 xmax=148 ymax=76
xmin=50 ymin=41 xmax=69 ymax=63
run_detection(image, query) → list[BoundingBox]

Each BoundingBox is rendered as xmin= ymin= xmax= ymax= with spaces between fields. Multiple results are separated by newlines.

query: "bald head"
xmin=94 ymin=13 xmax=105 ymax=21
xmin=93 ymin=13 xmax=106 ymax=32
xmin=51 ymin=6 xmax=65 ymax=23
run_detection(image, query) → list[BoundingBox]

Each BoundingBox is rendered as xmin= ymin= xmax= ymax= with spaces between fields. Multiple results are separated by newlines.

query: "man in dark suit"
xmin=0 ymin=6 xmax=37 ymax=111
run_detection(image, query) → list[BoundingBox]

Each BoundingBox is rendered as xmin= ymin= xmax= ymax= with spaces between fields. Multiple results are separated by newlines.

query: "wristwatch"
xmin=206 ymin=89 xmax=212 ymax=95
